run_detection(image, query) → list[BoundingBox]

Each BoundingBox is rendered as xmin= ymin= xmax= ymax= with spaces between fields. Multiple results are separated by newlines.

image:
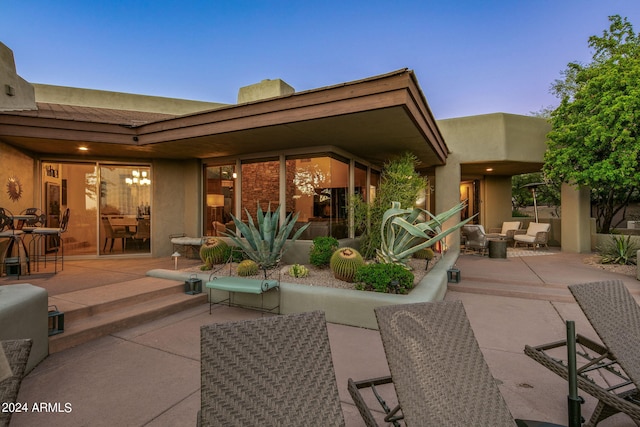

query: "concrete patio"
xmin=4 ymin=250 xmax=640 ymax=426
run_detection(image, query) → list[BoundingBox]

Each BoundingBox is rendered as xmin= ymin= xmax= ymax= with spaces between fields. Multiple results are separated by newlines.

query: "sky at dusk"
xmin=3 ymin=1 xmax=640 ymax=119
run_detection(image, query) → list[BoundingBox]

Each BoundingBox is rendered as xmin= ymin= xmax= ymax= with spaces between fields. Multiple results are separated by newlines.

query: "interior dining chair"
xmin=101 ymin=216 xmax=133 ymax=253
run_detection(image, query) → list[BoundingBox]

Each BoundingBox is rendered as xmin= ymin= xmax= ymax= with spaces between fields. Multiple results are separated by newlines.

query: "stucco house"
xmin=0 ymin=41 xmax=590 ymax=265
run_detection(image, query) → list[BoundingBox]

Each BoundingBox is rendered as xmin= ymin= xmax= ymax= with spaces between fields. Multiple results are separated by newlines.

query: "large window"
xmin=241 ymin=159 xmax=279 ymax=220
xmin=287 ymin=155 xmax=348 ymax=239
xmin=99 ymin=165 xmax=151 ymax=255
xmin=204 ymin=165 xmax=235 ymax=236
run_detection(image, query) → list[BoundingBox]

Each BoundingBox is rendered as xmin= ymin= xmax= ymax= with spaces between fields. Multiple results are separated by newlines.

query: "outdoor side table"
xmin=488 ymin=238 xmax=507 ymax=259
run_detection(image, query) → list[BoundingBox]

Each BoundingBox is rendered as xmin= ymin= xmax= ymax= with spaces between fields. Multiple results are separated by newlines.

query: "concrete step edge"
xmin=48 ymin=293 xmax=207 ymax=353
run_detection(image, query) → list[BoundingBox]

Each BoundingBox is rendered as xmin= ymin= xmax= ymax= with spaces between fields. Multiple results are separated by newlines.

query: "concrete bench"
xmin=169 ymin=234 xmax=204 ymax=258
xmin=206 ymin=276 xmax=280 ymax=314
xmin=0 ymin=284 xmax=48 ymax=373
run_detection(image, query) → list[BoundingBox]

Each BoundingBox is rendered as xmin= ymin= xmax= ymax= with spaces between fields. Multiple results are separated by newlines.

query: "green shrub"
xmin=598 ymin=234 xmax=638 ymax=265
xmin=309 ymin=236 xmax=339 ymax=267
xmin=237 ymin=260 xmax=259 ymax=276
xmin=330 ymin=247 xmax=365 ymax=282
xmin=288 ymin=264 xmax=309 ymax=278
xmin=355 ymin=263 xmax=415 ymax=294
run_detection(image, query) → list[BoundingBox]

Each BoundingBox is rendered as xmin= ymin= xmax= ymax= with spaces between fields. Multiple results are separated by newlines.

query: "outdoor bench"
xmin=206 ymin=275 xmax=280 ymax=315
xmin=169 ymin=234 xmax=203 ymax=258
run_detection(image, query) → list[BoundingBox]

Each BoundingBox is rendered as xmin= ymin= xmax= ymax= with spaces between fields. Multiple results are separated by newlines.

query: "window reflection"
xmin=205 ymin=165 xmax=235 ymax=236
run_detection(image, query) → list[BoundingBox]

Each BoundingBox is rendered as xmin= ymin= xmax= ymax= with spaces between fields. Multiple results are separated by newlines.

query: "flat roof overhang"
xmin=0 ymin=70 xmax=448 ymax=168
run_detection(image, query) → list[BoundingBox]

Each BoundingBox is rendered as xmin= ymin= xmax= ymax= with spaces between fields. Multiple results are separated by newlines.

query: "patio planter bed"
xmin=147 ymin=250 xmax=455 ymax=329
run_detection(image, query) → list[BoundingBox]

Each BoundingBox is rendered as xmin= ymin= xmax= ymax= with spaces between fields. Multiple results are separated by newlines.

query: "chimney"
xmin=237 ymin=79 xmax=294 ymax=103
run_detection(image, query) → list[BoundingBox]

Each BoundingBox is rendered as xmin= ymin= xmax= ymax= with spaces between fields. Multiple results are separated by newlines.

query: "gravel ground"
xmin=583 ymin=254 xmax=637 ymax=277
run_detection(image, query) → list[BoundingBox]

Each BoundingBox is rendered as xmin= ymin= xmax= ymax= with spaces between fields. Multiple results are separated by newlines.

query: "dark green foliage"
xmin=544 ymin=15 xmax=640 ymax=233
xmin=309 ymin=236 xmax=339 ymax=267
xmin=598 ymin=234 xmax=638 ymax=265
xmin=223 ymin=245 xmax=247 ymax=263
xmin=353 ymin=152 xmax=427 ymax=259
xmin=355 ymin=263 xmax=415 ymax=294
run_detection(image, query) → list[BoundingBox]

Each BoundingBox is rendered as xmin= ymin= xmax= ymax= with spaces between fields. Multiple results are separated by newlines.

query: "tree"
xmin=353 ymin=152 xmax=427 ymax=259
xmin=544 ymin=15 xmax=640 ymax=233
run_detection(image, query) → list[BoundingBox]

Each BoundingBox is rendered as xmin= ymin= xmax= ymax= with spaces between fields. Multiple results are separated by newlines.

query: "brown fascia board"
xmin=0 ymin=114 xmax=136 ymax=144
xmin=134 ymin=70 xmax=443 ymax=149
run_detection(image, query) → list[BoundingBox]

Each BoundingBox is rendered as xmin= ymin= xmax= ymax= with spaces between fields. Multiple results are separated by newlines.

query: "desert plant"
xmin=377 ymin=201 xmax=471 ymax=268
xmin=330 ymin=247 xmax=365 ymax=282
xmin=288 ymin=264 xmax=309 ymax=278
xmin=309 ymin=236 xmax=339 ymax=267
xmin=413 ymin=247 xmax=435 ymax=270
xmin=598 ymin=234 xmax=639 ymax=265
xmin=199 ymin=237 xmax=229 ymax=269
xmin=352 ymin=152 xmax=428 ymax=259
xmin=355 ymin=263 xmax=415 ymax=294
xmin=237 ymin=259 xmax=259 ymax=276
xmin=224 ymin=203 xmax=310 ymax=274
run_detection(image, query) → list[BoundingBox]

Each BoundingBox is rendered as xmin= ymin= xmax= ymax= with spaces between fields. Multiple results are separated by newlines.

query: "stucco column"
xmin=561 ymin=182 xmax=591 ymax=253
xmin=435 ymin=153 xmax=461 ymax=253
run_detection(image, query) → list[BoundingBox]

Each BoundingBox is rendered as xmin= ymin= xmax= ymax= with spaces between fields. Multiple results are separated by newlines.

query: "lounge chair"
xmin=198 ymin=311 xmax=344 ymax=427
xmin=0 ymin=339 xmax=32 ymax=427
xmin=349 ymin=301 xmax=564 ymax=426
xmin=513 ymin=222 xmax=550 ymax=250
xmin=489 ymin=221 xmax=522 ymax=243
xmin=461 ymin=224 xmax=489 ymax=254
xmin=525 ymin=280 xmax=640 ymax=426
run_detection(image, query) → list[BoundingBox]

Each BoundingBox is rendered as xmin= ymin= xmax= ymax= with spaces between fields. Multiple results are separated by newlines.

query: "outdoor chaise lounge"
xmin=198 ymin=311 xmax=344 ymax=427
xmin=489 ymin=221 xmax=522 ymax=243
xmin=513 ymin=222 xmax=550 ymax=250
xmin=0 ymin=339 xmax=32 ymax=427
xmin=526 ymin=280 xmax=640 ymax=426
xmin=348 ymin=301 xmax=565 ymax=426
xmin=461 ymin=224 xmax=490 ymax=254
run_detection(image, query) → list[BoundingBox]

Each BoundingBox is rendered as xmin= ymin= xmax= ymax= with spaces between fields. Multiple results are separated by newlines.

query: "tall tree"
xmin=544 ymin=15 xmax=640 ymax=233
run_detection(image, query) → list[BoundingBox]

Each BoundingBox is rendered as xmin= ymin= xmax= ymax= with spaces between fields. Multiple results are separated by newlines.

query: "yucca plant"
xmin=377 ymin=201 xmax=472 ymax=268
xmin=224 ymin=203 xmax=310 ymax=274
xmin=598 ymin=234 xmax=638 ymax=265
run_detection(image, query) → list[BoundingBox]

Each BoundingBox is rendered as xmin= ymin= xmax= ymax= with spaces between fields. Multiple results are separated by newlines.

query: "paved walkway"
xmin=5 ymin=251 xmax=640 ymax=426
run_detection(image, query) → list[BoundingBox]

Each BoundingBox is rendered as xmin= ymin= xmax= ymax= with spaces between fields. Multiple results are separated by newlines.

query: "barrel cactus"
xmin=199 ymin=238 xmax=229 ymax=268
xmin=330 ymin=247 xmax=364 ymax=282
xmin=413 ymin=248 xmax=435 ymax=260
xmin=237 ymin=259 xmax=259 ymax=277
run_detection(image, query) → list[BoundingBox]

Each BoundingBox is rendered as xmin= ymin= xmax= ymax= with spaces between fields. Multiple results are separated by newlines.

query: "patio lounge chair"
xmin=0 ymin=339 xmax=32 ymax=427
xmin=525 ymin=280 xmax=640 ymax=426
xmin=461 ymin=224 xmax=489 ymax=254
xmin=198 ymin=311 xmax=344 ymax=427
xmin=513 ymin=222 xmax=550 ymax=250
xmin=489 ymin=221 xmax=522 ymax=243
xmin=348 ymin=301 xmax=565 ymax=426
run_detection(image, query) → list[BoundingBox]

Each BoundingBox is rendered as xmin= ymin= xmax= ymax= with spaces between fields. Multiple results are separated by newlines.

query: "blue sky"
xmin=3 ymin=1 xmax=640 ymax=119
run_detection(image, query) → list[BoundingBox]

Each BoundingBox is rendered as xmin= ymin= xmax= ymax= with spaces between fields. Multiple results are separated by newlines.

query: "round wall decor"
xmin=6 ymin=176 xmax=23 ymax=201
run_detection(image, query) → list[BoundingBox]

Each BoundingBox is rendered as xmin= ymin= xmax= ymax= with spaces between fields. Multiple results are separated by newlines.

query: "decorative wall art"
xmin=6 ymin=176 xmax=23 ymax=202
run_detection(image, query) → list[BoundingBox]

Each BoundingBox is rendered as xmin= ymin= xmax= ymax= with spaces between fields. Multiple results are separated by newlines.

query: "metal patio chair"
xmin=198 ymin=311 xmax=344 ymax=427
xmin=526 ymin=280 xmax=640 ymax=426
xmin=349 ymin=301 xmax=566 ymax=426
xmin=0 ymin=339 xmax=32 ymax=427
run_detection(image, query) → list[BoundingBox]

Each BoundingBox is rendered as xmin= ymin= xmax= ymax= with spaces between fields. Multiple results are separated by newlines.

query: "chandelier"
xmin=125 ymin=170 xmax=151 ymax=186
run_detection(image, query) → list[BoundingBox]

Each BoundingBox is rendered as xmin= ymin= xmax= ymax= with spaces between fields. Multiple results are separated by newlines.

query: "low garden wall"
xmin=147 ymin=249 xmax=455 ymax=330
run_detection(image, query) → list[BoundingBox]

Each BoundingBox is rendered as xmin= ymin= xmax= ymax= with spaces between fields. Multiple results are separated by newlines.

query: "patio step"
xmin=449 ymin=275 xmax=640 ymax=302
xmin=448 ymin=275 xmax=575 ymax=302
xmin=48 ymin=277 xmax=207 ymax=353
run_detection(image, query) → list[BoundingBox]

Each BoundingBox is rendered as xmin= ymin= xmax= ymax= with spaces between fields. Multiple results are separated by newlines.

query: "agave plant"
xmin=599 ymin=234 xmax=638 ymax=265
xmin=224 ymin=203 xmax=310 ymax=272
xmin=376 ymin=201 xmax=471 ymax=268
